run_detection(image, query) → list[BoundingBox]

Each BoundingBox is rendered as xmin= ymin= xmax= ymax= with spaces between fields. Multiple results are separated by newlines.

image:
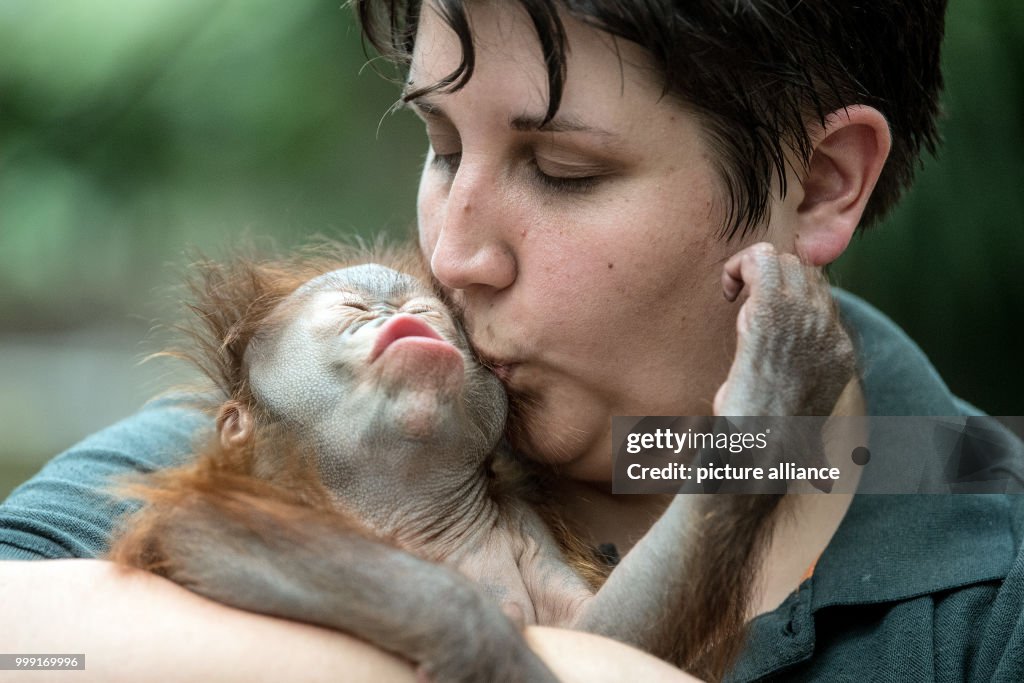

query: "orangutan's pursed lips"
xmin=370 ymin=314 xmax=447 ymax=362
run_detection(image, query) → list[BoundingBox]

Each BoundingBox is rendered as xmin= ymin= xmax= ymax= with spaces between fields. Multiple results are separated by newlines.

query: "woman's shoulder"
xmin=0 ymin=395 xmax=210 ymax=559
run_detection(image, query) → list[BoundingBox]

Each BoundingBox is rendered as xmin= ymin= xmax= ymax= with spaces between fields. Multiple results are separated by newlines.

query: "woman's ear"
xmin=794 ymin=105 xmax=891 ymax=266
xmin=217 ymin=400 xmax=255 ymax=451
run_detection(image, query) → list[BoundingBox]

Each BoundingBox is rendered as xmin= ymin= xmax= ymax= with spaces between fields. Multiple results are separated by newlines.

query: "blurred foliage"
xmin=0 ymin=0 xmax=423 ymax=330
xmin=0 ymin=0 xmax=1021 ymax=415
xmin=831 ymin=0 xmax=1024 ymax=414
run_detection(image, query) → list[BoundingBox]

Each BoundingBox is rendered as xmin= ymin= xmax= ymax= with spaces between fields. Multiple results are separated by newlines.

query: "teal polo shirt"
xmin=727 ymin=292 xmax=1024 ymax=681
xmin=2 ymin=290 xmax=1022 ymax=681
xmin=730 ymin=495 xmax=1024 ymax=681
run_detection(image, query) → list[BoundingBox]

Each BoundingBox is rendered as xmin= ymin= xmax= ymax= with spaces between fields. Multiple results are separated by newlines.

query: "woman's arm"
xmin=0 ymin=559 xmax=698 ymax=683
xmin=527 ymin=627 xmax=701 ymax=683
xmin=0 ymin=559 xmax=414 ymax=682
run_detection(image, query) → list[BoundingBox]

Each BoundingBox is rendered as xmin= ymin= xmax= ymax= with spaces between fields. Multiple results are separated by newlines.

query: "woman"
xmin=2 ymin=1 xmax=1022 ymax=681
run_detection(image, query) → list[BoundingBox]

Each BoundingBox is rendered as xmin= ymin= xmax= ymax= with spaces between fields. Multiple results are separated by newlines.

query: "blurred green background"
xmin=1 ymin=0 xmax=1021 ymax=498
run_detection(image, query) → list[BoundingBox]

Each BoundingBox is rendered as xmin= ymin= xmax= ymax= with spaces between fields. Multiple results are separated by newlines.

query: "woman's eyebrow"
xmin=509 ymin=112 xmax=615 ymax=138
xmin=404 ymin=94 xmax=616 ymax=138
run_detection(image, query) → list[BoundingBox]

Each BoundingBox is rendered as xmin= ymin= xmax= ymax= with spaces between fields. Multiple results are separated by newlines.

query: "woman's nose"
xmin=429 ymin=161 xmax=517 ymax=293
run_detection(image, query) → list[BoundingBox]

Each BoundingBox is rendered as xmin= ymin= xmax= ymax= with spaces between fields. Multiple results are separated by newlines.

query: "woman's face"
xmin=410 ymin=2 xmax=791 ymax=482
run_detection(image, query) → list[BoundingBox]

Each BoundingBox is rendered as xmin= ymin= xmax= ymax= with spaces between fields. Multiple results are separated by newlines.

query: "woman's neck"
xmin=749 ymin=378 xmax=866 ymax=615
xmin=552 ymin=378 xmax=867 ymax=617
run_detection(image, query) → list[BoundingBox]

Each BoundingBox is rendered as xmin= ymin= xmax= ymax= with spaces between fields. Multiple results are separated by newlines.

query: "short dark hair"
xmin=355 ymin=0 xmax=947 ymax=239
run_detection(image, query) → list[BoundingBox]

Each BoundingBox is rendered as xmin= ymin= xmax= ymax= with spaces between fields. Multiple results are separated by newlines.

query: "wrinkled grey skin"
xmin=154 ymin=246 xmax=856 ymax=682
xmin=716 ymin=243 xmax=856 ymax=418
xmin=248 ymin=265 xmax=510 ymax=548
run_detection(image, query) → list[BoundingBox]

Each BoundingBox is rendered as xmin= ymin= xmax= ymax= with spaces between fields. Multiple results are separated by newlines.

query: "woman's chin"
xmin=507 ymin=397 xmax=609 ymax=478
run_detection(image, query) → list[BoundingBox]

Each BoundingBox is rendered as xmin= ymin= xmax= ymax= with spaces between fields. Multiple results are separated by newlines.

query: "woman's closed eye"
xmin=430 ymin=149 xmax=605 ymax=194
xmin=530 ymin=158 xmax=605 ymax=193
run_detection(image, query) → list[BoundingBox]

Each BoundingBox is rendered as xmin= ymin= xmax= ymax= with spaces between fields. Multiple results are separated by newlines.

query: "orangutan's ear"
xmin=793 ymin=105 xmax=892 ymax=266
xmin=217 ymin=400 xmax=255 ymax=451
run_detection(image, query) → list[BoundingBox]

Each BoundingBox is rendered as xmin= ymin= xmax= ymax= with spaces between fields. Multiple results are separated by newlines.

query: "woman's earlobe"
xmin=217 ymin=401 xmax=255 ymax=450
xmin=795 ymin=105 xmax=892 ymax=266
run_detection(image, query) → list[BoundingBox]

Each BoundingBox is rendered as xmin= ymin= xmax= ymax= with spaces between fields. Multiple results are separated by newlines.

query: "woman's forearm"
xmin=0 ymin=559 xmax=414 ymax=683
xmin=526 ymin=627 xmax=702 ymax=683
xmin=0 ymin=559 xmax=700 ymax=683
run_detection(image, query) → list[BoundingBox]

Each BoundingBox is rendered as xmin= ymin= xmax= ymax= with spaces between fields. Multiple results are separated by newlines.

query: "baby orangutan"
xmin=108 ymin=241 xmax=855 ymax=682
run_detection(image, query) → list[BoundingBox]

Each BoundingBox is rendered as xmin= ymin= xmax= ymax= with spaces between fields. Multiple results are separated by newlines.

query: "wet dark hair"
xmin=353 ymin=0 xmax=947 ymax=239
